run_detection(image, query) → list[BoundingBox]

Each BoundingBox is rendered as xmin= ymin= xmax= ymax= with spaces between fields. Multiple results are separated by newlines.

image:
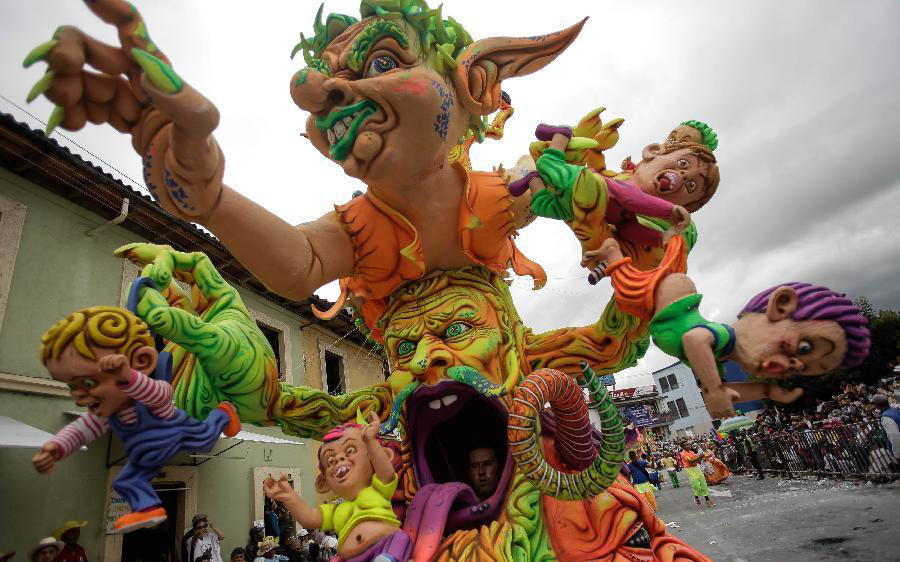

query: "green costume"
xmin=649 ymin=294 xmax=735 ymax=380
xmin=319 ymin=473 xmax=401 ymax=551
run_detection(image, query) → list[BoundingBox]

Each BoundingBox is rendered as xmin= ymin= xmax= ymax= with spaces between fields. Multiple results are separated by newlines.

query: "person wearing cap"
xmin=874 ymin=394 xmax=900 ymax=461
xmin=29 ymin=538 xmax=62 ymax=562
xmin=53 ymin=520 xmax=88 ymax=562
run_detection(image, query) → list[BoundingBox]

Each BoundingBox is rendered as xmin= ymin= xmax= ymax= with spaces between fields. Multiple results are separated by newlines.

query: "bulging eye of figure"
xmin=797 ymin=340 xmax=812 ymax=355
xmin=326 ymin=456 xmax=337 ymax=466
xmin=397 ymin=340 xmax=415 ymax=356
xmin=685 ymin=180 xmax=697 ymax=193
xmin=444 ymin=322 xmax=472 ymax=339
xmin=345 ymin=445 xmax=357 ymax=456
xmin=82 ymin=378 xmax=98 ymax=389
xmin=677 ymin=158 xmax=689 ymax=169
xmin=368 ymin=55 xmax=397 ymax=76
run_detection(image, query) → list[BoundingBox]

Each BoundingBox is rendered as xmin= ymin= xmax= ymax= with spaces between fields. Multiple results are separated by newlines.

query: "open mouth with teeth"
xmin=405 ymin=381 xmax=513 ymax=534
xmin=656 ymin=170 xmax=681 ymax=193
xmin=315 ymin=99 xmax=378 ymax=161
xmin=334 ymin=463 xmax=351 ymax=481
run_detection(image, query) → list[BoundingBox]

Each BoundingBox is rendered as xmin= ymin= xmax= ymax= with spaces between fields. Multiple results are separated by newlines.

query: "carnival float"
xmin=24 ymin=1 xmax=870 ymax=560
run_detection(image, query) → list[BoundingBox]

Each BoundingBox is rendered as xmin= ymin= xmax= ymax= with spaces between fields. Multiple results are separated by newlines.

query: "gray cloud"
xmin=2 ymin=0 xmax=898 ymax=386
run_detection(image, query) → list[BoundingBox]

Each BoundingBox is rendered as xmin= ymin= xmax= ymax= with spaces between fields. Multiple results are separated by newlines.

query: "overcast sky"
xmin=2 ymin=0 xmax=898 ymax=388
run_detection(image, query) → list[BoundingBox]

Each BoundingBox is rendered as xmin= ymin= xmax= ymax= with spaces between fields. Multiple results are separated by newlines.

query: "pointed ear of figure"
xmin=450 ymin=17 xmax=588 ymax=116
xmin=315 ymin=472 xmax=331 ymax=495
xmin=766 ymin=286 xmax=799 ymax=321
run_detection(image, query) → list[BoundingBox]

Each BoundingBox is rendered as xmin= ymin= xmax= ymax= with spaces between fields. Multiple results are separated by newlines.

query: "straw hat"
xmin=54 ymin=520 xmax=88 ymax=541
xmin=29 ymin=538 xmax=63 ymax=560
xmin=257 ymin=536 xmax=279 ymax=555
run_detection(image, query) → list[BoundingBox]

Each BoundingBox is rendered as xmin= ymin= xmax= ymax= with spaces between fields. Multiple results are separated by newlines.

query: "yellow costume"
xmin=319 ymin=473 xmax=401 ymax=551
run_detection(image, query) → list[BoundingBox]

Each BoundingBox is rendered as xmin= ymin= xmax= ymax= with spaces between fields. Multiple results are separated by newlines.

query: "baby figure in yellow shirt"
xmin=265 ymin=411 xmax=408 ymax=562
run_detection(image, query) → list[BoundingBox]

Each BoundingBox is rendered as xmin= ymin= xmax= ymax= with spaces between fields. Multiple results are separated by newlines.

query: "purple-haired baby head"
xmin=738 ymin=282 xmax=870 ymax=368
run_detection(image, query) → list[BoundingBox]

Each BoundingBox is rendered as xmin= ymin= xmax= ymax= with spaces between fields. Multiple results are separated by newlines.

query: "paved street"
xmin=653 ymin=472 xmax=900 ymax=561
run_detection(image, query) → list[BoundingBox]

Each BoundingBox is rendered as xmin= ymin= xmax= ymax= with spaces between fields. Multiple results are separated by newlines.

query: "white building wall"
xmin=654 ymin=362 xmax=712 ymax=437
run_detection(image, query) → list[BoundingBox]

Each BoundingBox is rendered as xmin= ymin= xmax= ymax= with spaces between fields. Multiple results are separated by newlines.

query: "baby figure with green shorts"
xmin=264 ymin=411 xmax=408 ymax=562
xmin=584 ymin=237 xmax=870 ymax=420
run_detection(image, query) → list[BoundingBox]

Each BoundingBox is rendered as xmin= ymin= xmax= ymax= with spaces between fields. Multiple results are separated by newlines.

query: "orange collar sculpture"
xmin=27 ymin=1 xmax=860 ymax=560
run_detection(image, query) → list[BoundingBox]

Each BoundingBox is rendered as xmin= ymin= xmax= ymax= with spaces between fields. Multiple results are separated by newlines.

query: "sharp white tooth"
xmin=334 ymin=122 xmax=346 ymax=138
xmin=441 ymin=394 xmax=457 ymax=406
xmin=327 ymin=129 xmax=336 ymax=145
xmin=429 ymin=399 xmax=442 ymax=410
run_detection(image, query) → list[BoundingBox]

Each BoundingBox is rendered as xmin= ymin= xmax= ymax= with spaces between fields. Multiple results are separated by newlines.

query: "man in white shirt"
xmin=189 ymin=514 xmax=224 ymax=562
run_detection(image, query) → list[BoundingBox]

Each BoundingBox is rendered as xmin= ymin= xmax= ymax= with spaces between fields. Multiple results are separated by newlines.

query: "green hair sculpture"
xmin=680 ymin=119 xmax=719 ymax=151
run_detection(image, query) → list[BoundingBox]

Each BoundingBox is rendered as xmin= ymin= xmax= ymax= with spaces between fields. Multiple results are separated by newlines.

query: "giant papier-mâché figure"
xmin=25 ymin=0 xmax=728 ymax=559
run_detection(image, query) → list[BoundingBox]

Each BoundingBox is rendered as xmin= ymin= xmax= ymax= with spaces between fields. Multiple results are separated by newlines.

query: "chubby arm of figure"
xmin=606 ymin=178 xmax=673 ymax=218
xmin=264 ymin=474 xmax=323 ymax=530
xmin=363 ymin=412 xmax=395 ymax=484
xmin=682 ymin=328 xmax=740 ymax=419
xmin=204 ymin=193 xmax=356 ymax=301
xmin=34 ymin=413 xmax=110 ymax=472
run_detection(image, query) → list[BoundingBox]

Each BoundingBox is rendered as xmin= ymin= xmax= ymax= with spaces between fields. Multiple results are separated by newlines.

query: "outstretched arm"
xmin=264 ymin=474 xmax=323 ymax=530
xmin=25 ymin=0 xmax=356 ymax=302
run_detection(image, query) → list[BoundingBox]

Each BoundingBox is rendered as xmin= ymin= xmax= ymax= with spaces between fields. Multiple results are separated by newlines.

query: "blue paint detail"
xmin=142 ymin=152 xmax=159 ymax=201
xmin=431 ymin=79 xmax=453 ymax=140
xmin=164 ymin=169 xmax=194 ymax=210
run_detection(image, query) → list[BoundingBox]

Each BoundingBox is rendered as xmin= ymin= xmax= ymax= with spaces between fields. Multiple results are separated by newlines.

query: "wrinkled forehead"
xmin=321 ymin=17 xmax=421 ymax=65
xmin=388 ymin=287 xmax=487 ymax=328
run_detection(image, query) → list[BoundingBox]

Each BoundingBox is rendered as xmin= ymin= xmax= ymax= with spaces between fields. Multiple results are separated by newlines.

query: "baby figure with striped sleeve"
xmin=31 ymin=306 xmax=241 ymax=533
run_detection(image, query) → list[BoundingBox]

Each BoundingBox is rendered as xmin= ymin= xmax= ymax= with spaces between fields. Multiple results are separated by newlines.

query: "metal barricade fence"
xmin=713 ymin=421 xmax=900 ymax=480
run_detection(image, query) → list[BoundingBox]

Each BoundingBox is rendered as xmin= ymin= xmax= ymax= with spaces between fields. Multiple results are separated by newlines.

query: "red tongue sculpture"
xmin=658 ymin=176 xmax=670 ymax=189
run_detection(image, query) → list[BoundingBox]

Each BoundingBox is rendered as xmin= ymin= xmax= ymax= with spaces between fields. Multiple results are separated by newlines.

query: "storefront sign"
xmin=105 ymin=493 xmax=130 ymax=534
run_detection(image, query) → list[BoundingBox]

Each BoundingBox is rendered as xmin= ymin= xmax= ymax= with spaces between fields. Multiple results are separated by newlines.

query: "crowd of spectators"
xmin=636 ymin=377 xmax=900 ymax=486
xmin=711 ymin=378 xmax=900 ymax=481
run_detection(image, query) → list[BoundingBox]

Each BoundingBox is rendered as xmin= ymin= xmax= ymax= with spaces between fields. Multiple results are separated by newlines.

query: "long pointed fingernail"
xmin=131 ymin=48 xmax=182 ymax=94
xmin=23 ymin=39 xmax=58 ymax=68
xmin=45 ymin=105 xmax=63 ymax=136
xmin=26 ymin=71 xmax=55 ymax=103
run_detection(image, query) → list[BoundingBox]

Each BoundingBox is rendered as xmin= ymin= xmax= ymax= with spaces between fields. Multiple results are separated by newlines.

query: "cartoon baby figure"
xmin=264 ymin=411 xmax=408 ymax=562
xmin=509 ymin=121 xmax=719 ymax=256
xmin=32 ymin=306 xmax=241 ymax=533
xmin=585 ymin=237 xmax=870 ymax=420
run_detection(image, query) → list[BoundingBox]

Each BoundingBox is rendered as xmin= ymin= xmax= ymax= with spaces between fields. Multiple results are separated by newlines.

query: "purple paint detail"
xmin=164 ymin=169 xmax=194 ymax=211
xmin=539 ymin=409 xmax=601 ymax=469
xmin=431 ymin=80 xmax=453 ymax=140
xmin=535 ymin=123 xmax=572 ymax=141
xmin=142 ymin=151 xmax=159 ymax=201
xmin=738 ymin=282 xmax=870 ymax=367
xmin=508 ymin=171 xmax=539 ymax=197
